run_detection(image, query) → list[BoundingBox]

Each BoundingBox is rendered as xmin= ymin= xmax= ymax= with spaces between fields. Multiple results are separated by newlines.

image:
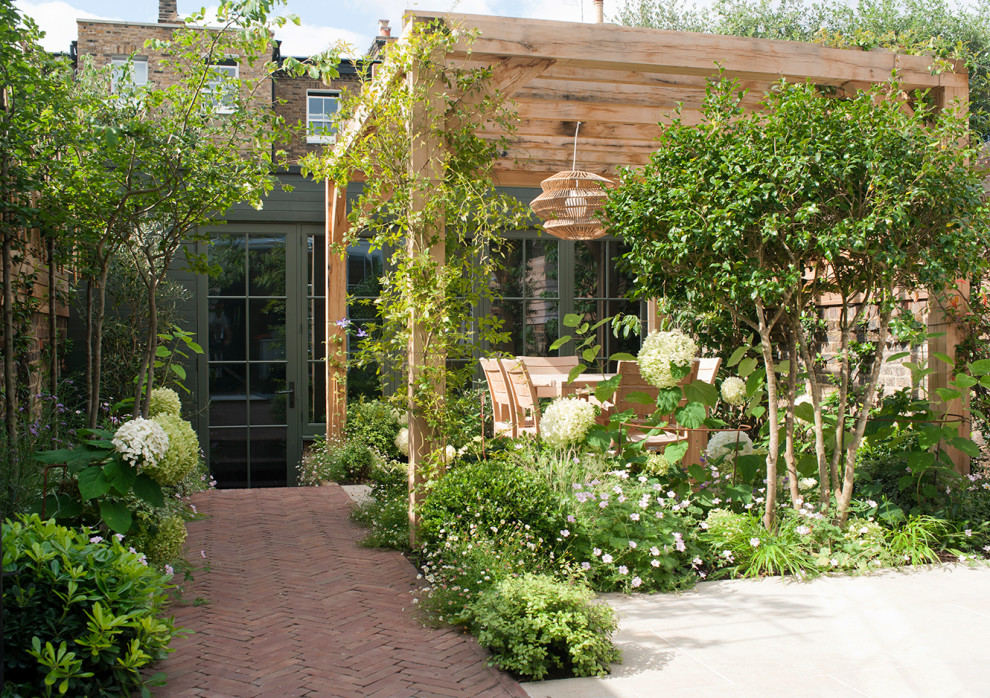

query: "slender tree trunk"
xmin=828 ymin=299 xmax=852 ymax=492
xmin=2 ymin=232 xmax=17 ymax=448
xmin=133 ymin=275 xmax=159 ymax=418
xmin=798 ymin=323 xmax=831 ymax=508
xmin=783 ymin=326 xmax=801 ymax=509
xmin=837 ymin=303 xmax=894 ymax=524
xmin=756 ymin=303 xmax=780 ymax=531
xmin=85 ymin=279 xmax=94 ymax=422
xmin=87 ymin=258 xmax=109 ymax=428
xmin=47 ymin=234 xmax=57 ymax=398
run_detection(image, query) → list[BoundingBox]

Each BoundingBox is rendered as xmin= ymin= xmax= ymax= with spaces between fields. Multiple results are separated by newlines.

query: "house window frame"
xmin=306 ymin=90 xmax=339 ymax=144
xmin=204 ymin=62 xmax=239 ymax=114
xmin=110 ymin=55 xmax=148 ymax=94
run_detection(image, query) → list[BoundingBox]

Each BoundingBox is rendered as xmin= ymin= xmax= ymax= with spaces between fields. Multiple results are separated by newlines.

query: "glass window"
xmin=110 ymin=56 xmax=148 ymax=94
xmin=307 ymin=90 xmax=339 ymax=144
xmin=204 ymin=63 xmax=238 ymax=113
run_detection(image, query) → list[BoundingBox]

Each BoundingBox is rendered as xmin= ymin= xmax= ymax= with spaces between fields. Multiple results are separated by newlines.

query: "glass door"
xmin=203 ymin=227 xmax=300 ymax=488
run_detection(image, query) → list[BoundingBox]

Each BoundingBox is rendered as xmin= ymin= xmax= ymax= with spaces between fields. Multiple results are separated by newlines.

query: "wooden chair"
xmin=610 ymin=360 xmax=698 ymax=451
xmin=501 ymin=358 xmax=541 ymax=437
xmin=517 ymin=356 xmax=581 ymax=398
xmin=480 ymin=358 xmax=517 ymax=438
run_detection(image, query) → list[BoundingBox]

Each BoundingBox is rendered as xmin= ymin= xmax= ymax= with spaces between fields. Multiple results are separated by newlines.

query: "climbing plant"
xmin=303 ymin=20 xmax=532 ymax=454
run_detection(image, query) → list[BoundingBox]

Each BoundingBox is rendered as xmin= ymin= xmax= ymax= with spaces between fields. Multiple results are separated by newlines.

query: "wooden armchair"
xmin=480 ymin=357 xmax=517 ymax=438
xmin=501 ymin=358 xmax=541 ymax=437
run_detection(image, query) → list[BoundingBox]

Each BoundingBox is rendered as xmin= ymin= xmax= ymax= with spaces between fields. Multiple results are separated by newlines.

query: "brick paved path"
xmin=156 ymin=486 xmax=527 ymax=697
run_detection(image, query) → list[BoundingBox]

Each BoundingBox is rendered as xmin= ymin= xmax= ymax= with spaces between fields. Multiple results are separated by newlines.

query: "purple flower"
xmin=356 ymin=327 xmax=368 ymax=338
xmin=335 ymin=317 xmax=350 ymax=328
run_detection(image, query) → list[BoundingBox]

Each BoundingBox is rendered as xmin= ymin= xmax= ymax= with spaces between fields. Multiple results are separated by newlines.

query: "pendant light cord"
xmin=572 ymin=121 xmax=582 ymax=171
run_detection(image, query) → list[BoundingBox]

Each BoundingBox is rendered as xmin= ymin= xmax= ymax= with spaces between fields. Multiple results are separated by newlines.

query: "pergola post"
xmin=325 ymin=181 xmax=348 ymax=442
xmin=928 ymin=85 xmax=971 ymax=476
xmin=406 ymin=44 xmax=446 ymax=546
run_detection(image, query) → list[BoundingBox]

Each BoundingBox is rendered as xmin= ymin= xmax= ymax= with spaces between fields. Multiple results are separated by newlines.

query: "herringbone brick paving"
xmin=155 ymin=486 xmax=528 ymax=697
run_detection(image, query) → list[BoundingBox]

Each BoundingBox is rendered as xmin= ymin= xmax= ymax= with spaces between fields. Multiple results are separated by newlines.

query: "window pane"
xmin=248 ymin=427 xmax=288 ymax=487
xmin=250 ymin=363 xmax=287 ymax=425
xmin=208 ymin=235 xmax=245 ymax=295
xmin=249 ymin=298 xmax=286 ymax=361
xmin=490 ymin=299 xmax=524 ymax=355
xmin=575 ymin=240 xmax=607 ymax=299
xmin=525 ymin=239 xmax=558 ymax=298
xmin=208 ymin=299 xmax=245 ymax=362
xmin=210 ymin=427 xmax=247 ymax=488
xmin=248 ymin=235 xmax=285 ymax=296
xmin=491 ymin=240 xmax=523 ymax=296
xmin=525 ymin=299 xmax=559 ymax=355
xmin=209 ymin=365 xmax=246 ymax=424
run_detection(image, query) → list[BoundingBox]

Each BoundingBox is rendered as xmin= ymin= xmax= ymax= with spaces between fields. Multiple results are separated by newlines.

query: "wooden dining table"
xmin=528 ymin=372 xmax=614 ymax=399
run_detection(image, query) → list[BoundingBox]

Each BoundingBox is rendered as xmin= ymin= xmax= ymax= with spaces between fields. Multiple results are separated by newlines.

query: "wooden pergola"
xmin=324 ymin=11 xmax=972 ymax=524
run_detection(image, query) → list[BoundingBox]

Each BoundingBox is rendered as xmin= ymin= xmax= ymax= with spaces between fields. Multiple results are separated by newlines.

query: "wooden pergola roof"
xmin=324 ymin=13 xmax=972 ymax=521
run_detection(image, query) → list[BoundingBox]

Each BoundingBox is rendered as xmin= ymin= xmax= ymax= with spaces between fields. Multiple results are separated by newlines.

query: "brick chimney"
xmin=378 ymin=19 xmax=391 ymax=38
xmin=159 ymin=0 xmax=178 ymax=23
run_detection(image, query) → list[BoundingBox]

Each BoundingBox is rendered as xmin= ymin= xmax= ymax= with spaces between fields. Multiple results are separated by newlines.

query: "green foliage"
xmin=345 ymin=399 xmax=402 ymax=460
xmin=614 ymin=0 xmax=990 ymax=138
xmin=466 ymin=573 xmax=620 ymax=681
xmin=886 ymin=515 xmax=946 ymax=565
xmin=350 ymin=469 xmax=410 ymax=551
xmin=2 ymin=515 xmax=178 ymax=696
xmin=417 ymin=455 xmax=568 ymax=551
xmin=303 ymin=22 xmax=532 ymax=445
xmin=564 ymin=470 xmax=706 ymax=592
xmin=297 ymin=437 xmax=379 ymax=485
xmin=146 ymin=414 xmax=200 ymax=486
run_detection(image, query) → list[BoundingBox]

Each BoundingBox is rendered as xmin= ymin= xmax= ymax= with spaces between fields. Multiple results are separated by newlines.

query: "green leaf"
xmin=687 ymin=464 xmax=708 ymax=481
xmin=727 ymin=346 xmax=748 ymax=367
xmin=949 ymin=436 xmax=980 ymax=457
xmin=609 ymin=352 xmax=636 ymax=362
xmin=104 ymin=459 xmax=137 ymax=495
xmin=931 ymin=352 xmax=955 ymax=366
xmin=674 ymin=401 xmax=706 ymax=428
xmin=684 ymin=380 xmax=718 ymax=407
xmin=935 ymin=387 xmax=962 ymax=402
xmin=982 ymin=375 xmax=990 ymax=389
xmin=563 ymin=314 xmax=581 ymax=328
xmin=77 ymin=466 xmax=112 ymax=501
xmin=950 ymin=373 xmax=978 ymax=389
xmin=735 ymin=454 xmax=765 ymax=484
xmin=566 ymin=364 xmax=587 ymax=383
xmin=132 ymin=474 xmax=165 ymax=507
xmin=593 ymin=374 xmax=621 ymax=403
xmin=170 ymin=364 xmax=187 ymax=380
xmin=628 ymin=390 xmax=657 ymax=406
xmin=793 ymin=400 xmax=815 ymax=424
xmin=663 ymin=441 xmax=688 ymax=464
xmin=655 ymin=387 xmax=682 ymax=414
xmin=796 ymin=454 xmax=818 ymax=478
xmin=970 ymin=359 xmax=990 ymax=375
xmin=738 ymin=357 xmax=758 ymax=377
xmin=99 ymin=500 xmax=133 ymax=534
xmin=907 ymin=451 xmax=935 ymax=474
xmin=156 ymin=345 xmax=170 ymax=358
xmin=897 ymin=474 xmax=915 ymax=492
xmin=886 ymin=351 xmax=911 ymax=363
xmin=581 ymin=346 xmax=599 ymax=363
xmin=549 ymin=335 xmax=572 ymax=351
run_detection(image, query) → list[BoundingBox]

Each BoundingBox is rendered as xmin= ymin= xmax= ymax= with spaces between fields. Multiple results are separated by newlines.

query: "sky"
xmin=14 ymin=0 xmax=603 ymax=56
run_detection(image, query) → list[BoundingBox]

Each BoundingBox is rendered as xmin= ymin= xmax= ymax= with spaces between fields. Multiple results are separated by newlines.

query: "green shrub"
xmin=466 ymin=573 xmax=620 ymax=681
xmin=298 ymin=438 xmax=378 ymax=485
xmin=2 ymin=515 xmax=178 ymax=696
xmin=702 ymin=508 xmax=814 ymax=578
xmin=417 ymin=455 xmax=567 ymax=549
xmin=351 ymin=467 xmax=410 ymax=550
xmin=346 ymin=399 xmax=402 ymax=460
xmin=564 ymin=470 xmax=706 ymax=592
xmin=147 ymin=414 xmax=200 ymax=486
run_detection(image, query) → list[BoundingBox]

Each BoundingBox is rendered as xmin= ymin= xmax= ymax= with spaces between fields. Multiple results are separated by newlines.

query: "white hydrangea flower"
xmin=541 ymin=397 xmax=597 ymax=448
xmin=148 ymin=387 xmax=182 ymax=417
xmin=705 ymin=430 xmax=754 ymax=463
xmin=395 ymin=427 xmax=409 ymax=456
xmin=443 ymin=444 xmax=457 ymax=464
xmin=112 ymin=417 xmax=170 ymax=468
xmin=720 ymin=376 xmax=746 ymax=406
xmin=637 ymin=329 xmax=697 ymax=389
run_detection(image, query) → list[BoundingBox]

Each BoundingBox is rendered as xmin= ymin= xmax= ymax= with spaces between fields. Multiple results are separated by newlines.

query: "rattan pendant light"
xmin=530 ymin=122 xmax=616 ymax=240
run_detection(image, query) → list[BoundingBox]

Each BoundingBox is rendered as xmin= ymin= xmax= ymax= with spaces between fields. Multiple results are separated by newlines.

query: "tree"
xmin=60 ymin=0 xmax=331 ymax=421
xmin=604 ymin=77 xmax=990 ymax=526
xmin=614 ymin=0 xmax=990 ymax=138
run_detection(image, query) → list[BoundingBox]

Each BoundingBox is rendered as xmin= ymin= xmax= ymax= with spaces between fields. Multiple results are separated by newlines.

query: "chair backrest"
xmin=501 ymin=358 xmax=541 ymax=431
xmin=696 ymin=357 xmax=722 ymax=385
xmin=479 ymin=358 xmax=514 ymax=427
xmin=516 ymin=355 xmax=579 ymax=375
xmin=614 ymin=360 xmax=699 ymax=420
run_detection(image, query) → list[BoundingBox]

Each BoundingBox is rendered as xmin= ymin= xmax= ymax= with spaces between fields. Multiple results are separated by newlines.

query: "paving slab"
xmin=522 ymin=564 xmax=990 ymax=698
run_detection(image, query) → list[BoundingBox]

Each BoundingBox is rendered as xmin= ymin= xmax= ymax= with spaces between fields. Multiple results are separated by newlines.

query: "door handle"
xmin=275 ymin=381 xmax=295 ymax=409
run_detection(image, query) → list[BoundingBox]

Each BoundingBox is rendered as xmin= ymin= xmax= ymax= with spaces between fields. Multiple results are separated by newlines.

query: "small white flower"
xmin=618 ymin=565 xmax=629 ymax=575
xmin=395 ymin=428 xmax=409 ymax=456
xmin=631 ymin=576 xmax=642 ymax=588
xmin=628 ymin=540 xmax=637 ymax=549
xmin=581 ymin=561 xmax=591 ymax=570
xmin=651 ymin=559 xmax=661 ymax=567
xmin=592 ymin=548 xmax=602 ymax=557
xmin=796 ymin=525 xmax=811 ymax=536
xmin=965 ymin=529 xmax=973 ymax=537
xmin=560 ymin=529 xmax=570 ymax=538
xmin=650 ymin=546 xmax=660 ymax=556
xmin=602 ymin=553 xmax=613 ymax=564
xmin=749 ymin=537 xmax=760 ymax=548
xmin=830 ymin=558 xmax=839 ymax=567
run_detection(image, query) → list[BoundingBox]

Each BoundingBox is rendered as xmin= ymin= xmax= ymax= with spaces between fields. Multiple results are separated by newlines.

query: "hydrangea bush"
xmin=720 ymin=376 xmax=746 ymax=406
xmin=637 ymin=329 xmax=697 ymax=389
xmin=705 ymin=430 xmax=755 ymax=463
xmin=148 ymin=387 xmax=182 ymax=417
xmin=112 ymin=417 xmax=170 ymax=469
xmin=541 ymin=397 xmax=597 ymax=449
xmin=146 ymin=414 xmax=200 ymax=485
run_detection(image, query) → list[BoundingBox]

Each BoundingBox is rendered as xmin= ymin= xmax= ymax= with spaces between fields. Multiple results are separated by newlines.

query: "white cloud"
xmin=274 ymin=20 xmax=368 ymax=57
xmin=14 ymin=0 xmax=113 ymax=52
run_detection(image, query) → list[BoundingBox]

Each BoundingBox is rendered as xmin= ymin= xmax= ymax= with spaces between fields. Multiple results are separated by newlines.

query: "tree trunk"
xmin=87 ymin=258 xmax=109 ymax=429
xmin=797 ymin=324 xmax=831 ymax=507
xmin=783 ymin=327 xmax=801 ymax=509
xmin=756 ymin=303 xmax=780 ymax=531
xmin=837 ymin=303 xmax=894 ymax=525
xmin=133 ymin=274 xmax=159 ymax=418
xmin=2 ymin=232 xmax=17 ymax=449
xmin=47 ymin=234 xmax=57 ymax=398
